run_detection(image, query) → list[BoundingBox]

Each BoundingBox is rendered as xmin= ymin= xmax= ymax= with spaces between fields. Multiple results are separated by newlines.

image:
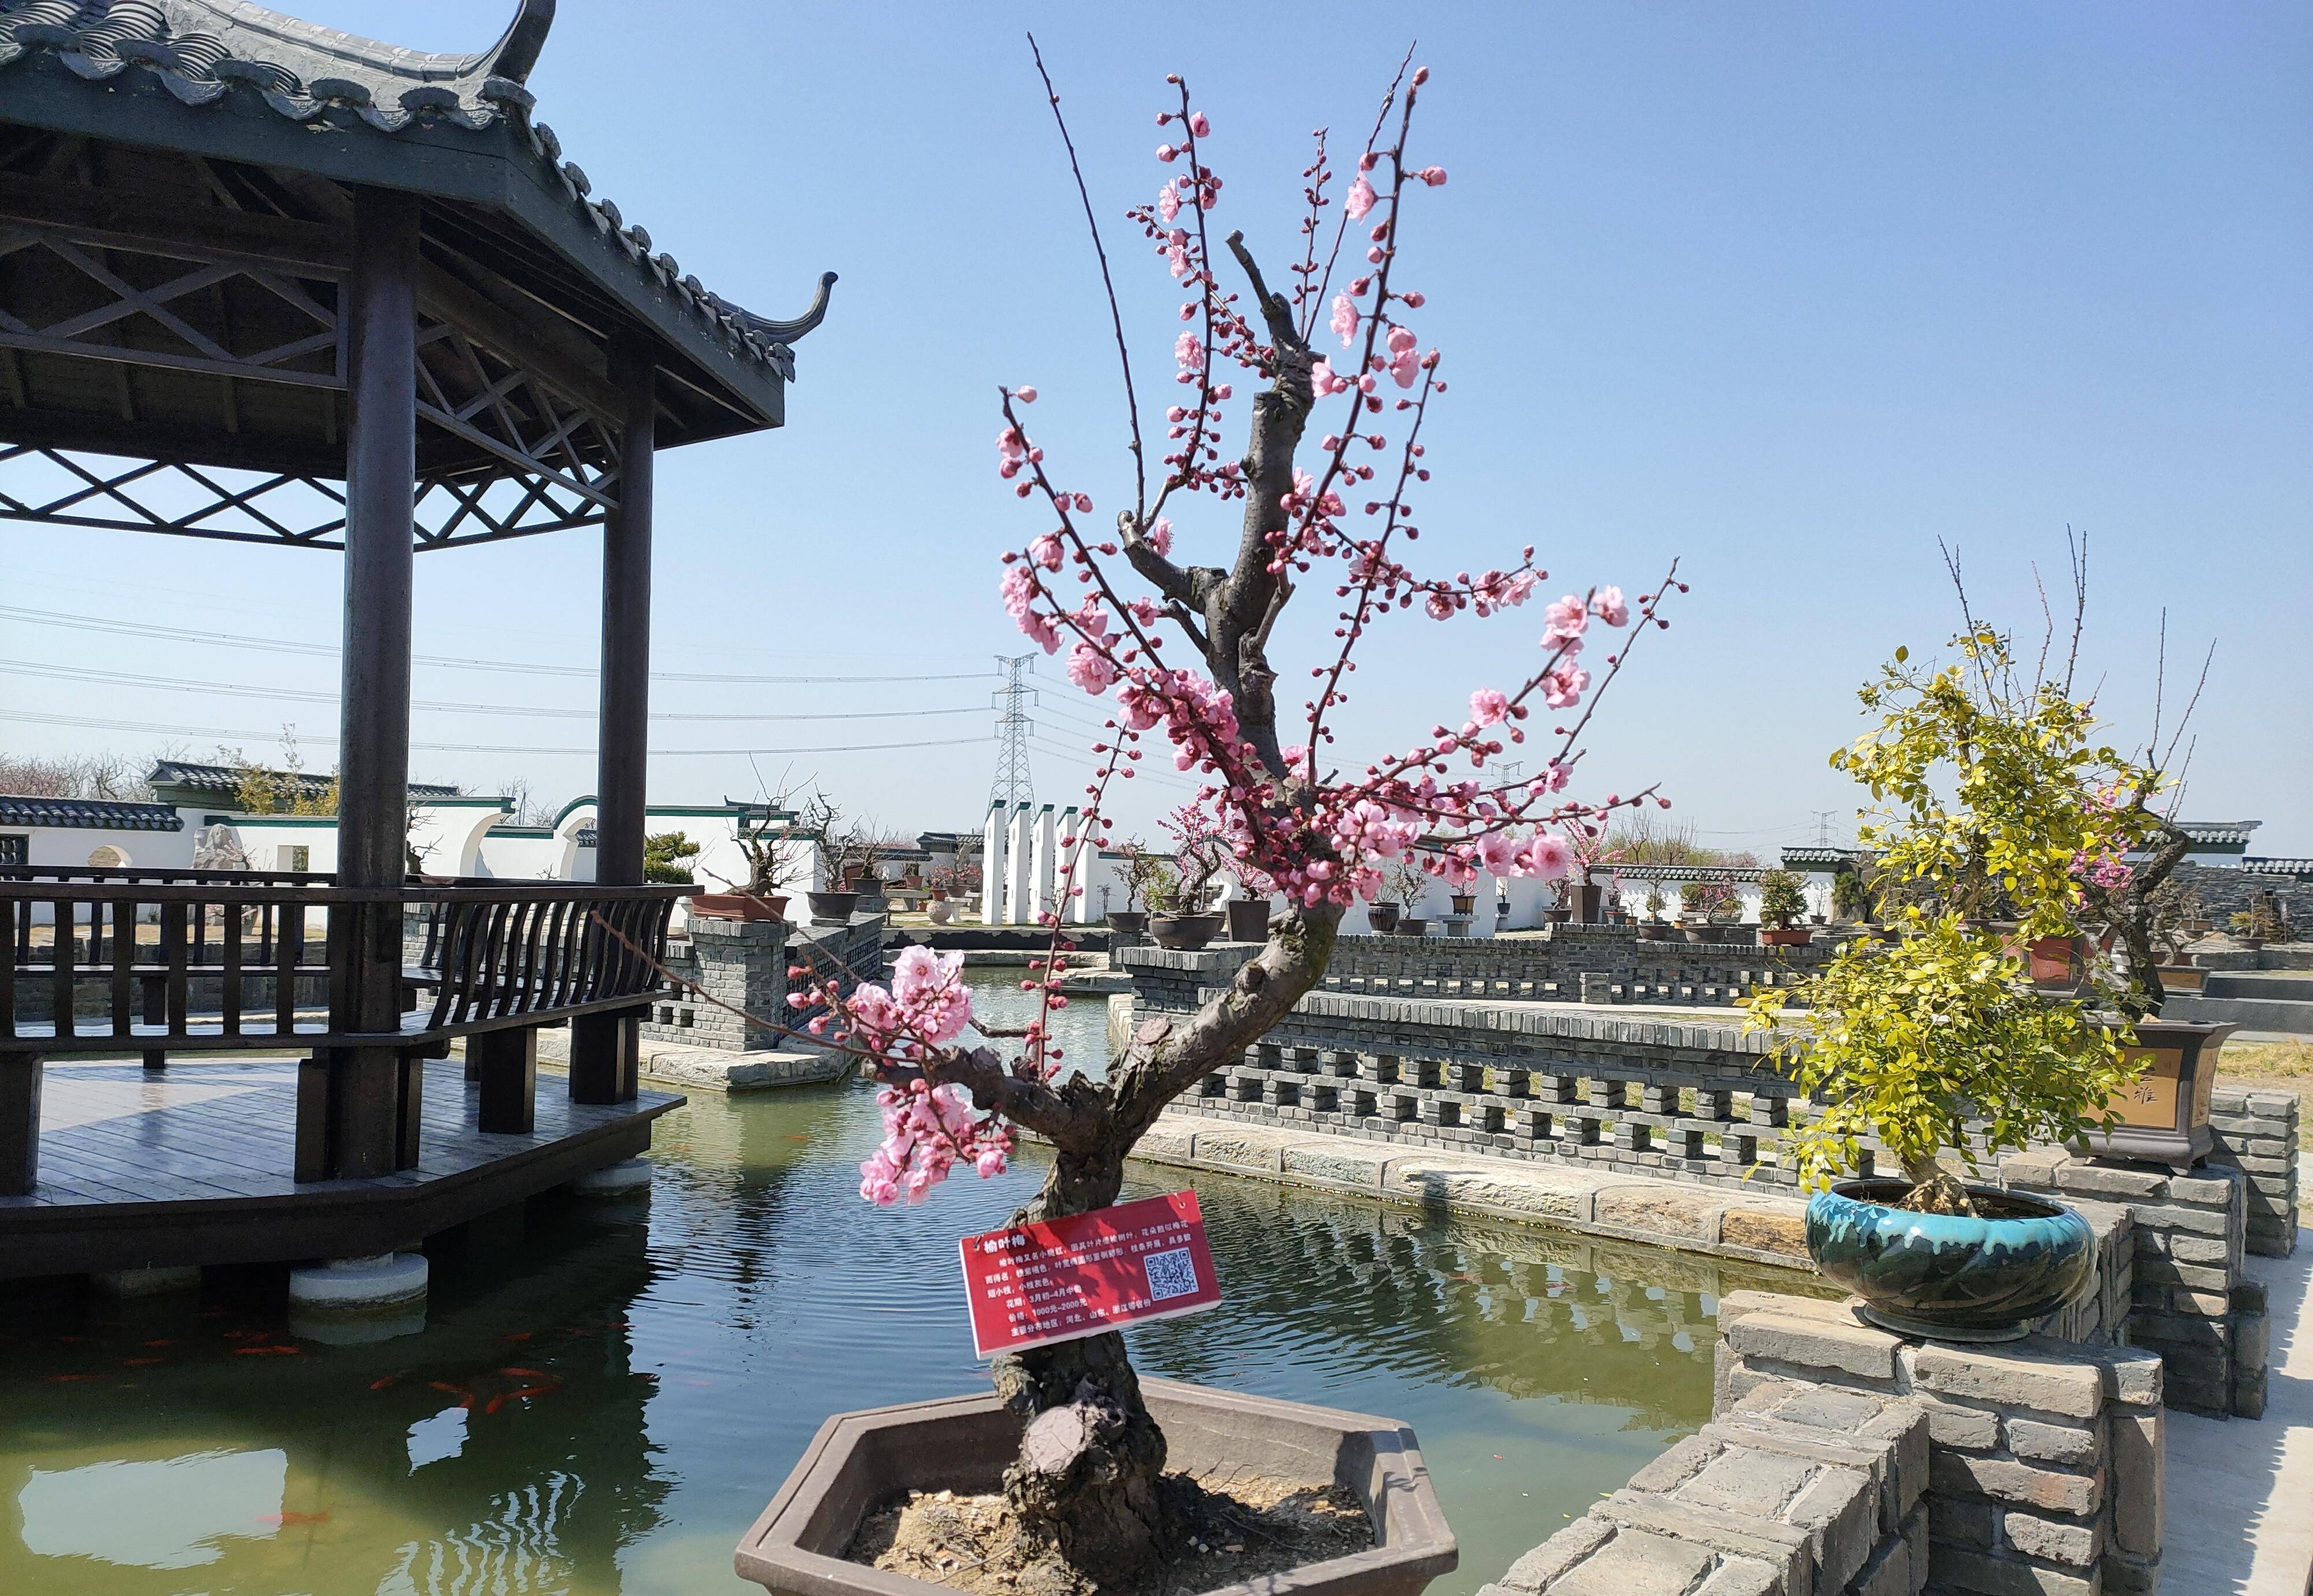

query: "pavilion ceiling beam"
xmin=0 ymin=172 xmax=349 ymax=278
xmin=414 ymin=258 xmax=623 ymax=424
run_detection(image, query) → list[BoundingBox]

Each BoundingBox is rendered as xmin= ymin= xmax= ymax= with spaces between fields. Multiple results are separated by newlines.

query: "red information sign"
xmin=959 ymin=1191 xmax=1222 ymax=1359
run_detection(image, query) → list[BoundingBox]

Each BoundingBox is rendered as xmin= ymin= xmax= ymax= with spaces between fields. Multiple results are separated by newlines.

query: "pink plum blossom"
xmin=1066 ymin=641 xmax=1119 ymax=694
xmin=1346 ymin=176 xmax=1377 ymax=219
xmin=1174 ymin=330 xmax=1204 ymax=372
xmin=1469 ymin=688 xmax=1509 ymax=726
xmin=1331 ymin=294 xmax=1359 ymax=347
xmin=1590 ymin=586 xmax=1628 ymax=626
xmin=1147 ymin=517 xmax=1173 ymax=555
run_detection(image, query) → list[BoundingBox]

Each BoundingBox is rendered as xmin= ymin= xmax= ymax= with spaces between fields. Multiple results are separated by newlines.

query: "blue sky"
xmin=3 ymin=2 xmax=2307 ymax=851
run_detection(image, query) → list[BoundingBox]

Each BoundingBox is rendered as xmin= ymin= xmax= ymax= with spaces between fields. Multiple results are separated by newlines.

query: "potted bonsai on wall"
xmin=1744 ymin=598 xmax=2189 ymax=1339
xmin=740 ymin=53 xmax=1676 ymax=1596
xmin=1385 ymin=856 xmax=1432 ymax=936
xmin=1106 ymin=840 xmax=1169 ymax=936
xmin=1147 ymin=803 xmax=1225 ymax=949
xmin=1757 ymin=868 xmax=1810 ymax=947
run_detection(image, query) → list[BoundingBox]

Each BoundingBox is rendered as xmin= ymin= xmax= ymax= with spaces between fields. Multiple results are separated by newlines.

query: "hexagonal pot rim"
xmin=734 ymin=1378 xmax=1458 ymax=1596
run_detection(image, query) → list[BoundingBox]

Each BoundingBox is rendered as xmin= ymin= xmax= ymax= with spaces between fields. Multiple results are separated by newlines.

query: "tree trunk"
xmin=1900 ymin=1152 xmax=1976 ymax=1216
xmin=993 ymin=1142 xmax=1176 ymax=1585
xmin=987 ymin=906 xmax=1343 ymax=1584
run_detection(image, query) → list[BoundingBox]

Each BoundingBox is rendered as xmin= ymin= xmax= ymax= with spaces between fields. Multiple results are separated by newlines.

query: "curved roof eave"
xmin=0 ymin=0 xmax=833 ymax=430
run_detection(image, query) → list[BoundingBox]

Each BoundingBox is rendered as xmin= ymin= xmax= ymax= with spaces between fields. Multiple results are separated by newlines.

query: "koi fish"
xmin=370 ymin=1375 xmax=399 ymax=1391
xmin=500 ymin=1367 xmax=548 ymax=1378
xmin=256 ymin=1512 xmax=330 ymax=1527
xmin=501 ymin=1331 xmax=534 ymax=1343
xmin=234 ymin=1345 xmax=302 ymax=1356
xmin=123 ymin=1357 xmax=164 ymax=1367
xmin=45 ymin=1373 xmax=97 ymax=1382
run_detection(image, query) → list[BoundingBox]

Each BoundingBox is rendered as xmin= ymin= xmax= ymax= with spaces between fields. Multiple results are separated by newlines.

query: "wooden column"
xmin=0 ymin=1051 xmax=40 ymax=1196
xmin=571 ymin=347 xmax=654 ymax=1105
xmin=308 ymin=186 xmax=420 ymax=1180
xmin=473 ymin=1026 xmax=538 ymax=1134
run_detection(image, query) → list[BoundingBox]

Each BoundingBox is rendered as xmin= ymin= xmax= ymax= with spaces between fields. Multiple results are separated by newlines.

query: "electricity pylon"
xmin=988 ymin=653 xmax=1038 ymax=814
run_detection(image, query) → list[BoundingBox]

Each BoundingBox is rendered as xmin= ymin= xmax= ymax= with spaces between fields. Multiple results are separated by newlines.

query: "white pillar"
xmin=1004 ymin=804 xmax=1033 ymax=925
xmin=978 ymin=804 xmax=1003 ymax=925
xmin=1029 ymin=806 xmax=1057 ymax=922
xmin=1056 ymin=807 xmax=1093 ymax=923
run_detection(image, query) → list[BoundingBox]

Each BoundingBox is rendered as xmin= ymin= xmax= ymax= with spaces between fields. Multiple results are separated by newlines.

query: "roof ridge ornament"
xmin=720 ymin=271 xmax=840 ymax=345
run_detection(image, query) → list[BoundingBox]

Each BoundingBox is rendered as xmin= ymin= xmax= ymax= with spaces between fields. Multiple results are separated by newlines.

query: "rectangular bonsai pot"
xmin=2077 ymin=1018 xmax=2236 ymax=1171
xmin=734 ymin=1379 xmax=1457 ymax=1596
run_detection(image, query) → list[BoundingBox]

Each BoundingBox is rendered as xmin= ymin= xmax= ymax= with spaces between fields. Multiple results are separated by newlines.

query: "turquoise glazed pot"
xmin=1805 ymin=1179 xmax=2094 ymax=1343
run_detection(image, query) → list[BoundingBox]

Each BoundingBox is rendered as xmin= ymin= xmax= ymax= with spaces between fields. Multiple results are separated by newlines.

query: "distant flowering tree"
xmin=788 ymin=47 xmax=1680 ymax=1580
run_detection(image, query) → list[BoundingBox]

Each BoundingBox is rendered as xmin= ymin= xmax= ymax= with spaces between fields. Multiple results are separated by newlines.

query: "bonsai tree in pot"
xmin=1107 ymin=840 xmax=1171 ymax=934
xmin=1742 ymin=615 xmax=2167 ymax=1338
xmin=771 ymin=50 xmax=1675 ymax=1593
xmin=1148 ymin=802 xmax=1227 ymax=947
xmin=1757 ymin=868 xmax=1809 ymax=947
xmin=1385 ymin=855 xmax=1435 ymax=934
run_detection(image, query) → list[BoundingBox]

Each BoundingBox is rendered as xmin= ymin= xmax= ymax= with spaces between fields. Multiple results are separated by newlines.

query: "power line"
xmin=0 ymin=659 xmax=987 ymax=722
xmin=0 ymin=708 xmax=993 ymax=759
xmin=988 ymin=653 xmax=1037 ymax=812
xmin=0 ymin=605 xmax=993 ymax=685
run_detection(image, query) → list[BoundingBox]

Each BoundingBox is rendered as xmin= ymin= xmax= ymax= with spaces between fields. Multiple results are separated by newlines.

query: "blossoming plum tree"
xmin=789 ymin=51 xmax=1680 ymax=1582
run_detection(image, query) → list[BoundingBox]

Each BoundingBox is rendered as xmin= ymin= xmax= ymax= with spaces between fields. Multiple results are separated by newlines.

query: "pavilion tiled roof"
xmin=149 ymin=759 xmax=459 ymax=801
xmin=0 ymin=0 xmax=833 ymax=380
xmin=0 ymin=795 xmax=184 ymax=831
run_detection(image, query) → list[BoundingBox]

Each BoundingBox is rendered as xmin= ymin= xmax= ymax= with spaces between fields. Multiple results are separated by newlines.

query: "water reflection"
xmin=0 ymin=972 xmax=1827 ymax=1595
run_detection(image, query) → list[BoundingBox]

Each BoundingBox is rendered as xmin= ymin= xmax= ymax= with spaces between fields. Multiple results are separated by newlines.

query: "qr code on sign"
xmin=1143 ymin=1246 xmax=1198 ymax=1302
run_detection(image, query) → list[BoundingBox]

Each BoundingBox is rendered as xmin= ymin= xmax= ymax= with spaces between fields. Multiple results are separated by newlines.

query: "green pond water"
xmin=0 ymin=971 xmax=1820 ymax=1595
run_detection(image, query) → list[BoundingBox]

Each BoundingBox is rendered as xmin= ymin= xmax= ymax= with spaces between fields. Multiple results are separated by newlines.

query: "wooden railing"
xmin=1 ymin=877 xmax=685 ymax=1053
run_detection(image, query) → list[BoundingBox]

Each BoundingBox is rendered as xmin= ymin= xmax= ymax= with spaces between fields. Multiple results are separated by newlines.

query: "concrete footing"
xmin=287 ymin=1252 xmax=429 ymax=1344
xmin=91 ymin=1264 xmax=201 ymax=1298
xmin=570 ymin=1157 xmax=652 ymax=1195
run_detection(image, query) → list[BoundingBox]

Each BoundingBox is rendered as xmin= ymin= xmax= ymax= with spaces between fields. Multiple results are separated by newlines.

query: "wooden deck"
xmin=0 ymin=1057 xmax=683 ymax=1279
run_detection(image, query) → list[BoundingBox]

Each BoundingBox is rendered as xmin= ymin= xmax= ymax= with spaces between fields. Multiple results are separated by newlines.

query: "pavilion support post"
xmin=571 ymin=346 xmax=655 ymax=1106
xmin=306 ymin=185 xmax=421 ymax=1181
xmin=474 ymin=1025 xmax=538 ymax=1134
xmin=0 ymin=1051 xmax=41 ymax=1196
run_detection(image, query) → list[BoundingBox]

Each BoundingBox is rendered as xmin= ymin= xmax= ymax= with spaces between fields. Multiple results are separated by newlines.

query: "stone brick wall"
xmin=1313 ymin=923 xmax=1842 ymax=1008
xmin=2167 ymin=862 xmax=2312 ymax=932
xmin=640 ymin=914 xmax=885 ymax=1052
xmin=1489 ymin=1291 xmax=2167 ymax=1596
xmin=2209 ymin=1087 xmax=2301 ymax=1258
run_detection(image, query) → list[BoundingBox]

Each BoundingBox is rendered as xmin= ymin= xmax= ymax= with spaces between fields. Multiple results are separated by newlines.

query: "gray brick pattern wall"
xmin=640 ymin=914 xmax=885 ymax=1053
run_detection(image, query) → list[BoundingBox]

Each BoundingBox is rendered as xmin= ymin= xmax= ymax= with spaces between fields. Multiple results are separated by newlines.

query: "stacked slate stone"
xmin=1485 ymin=1369 xmax=1930 ymax=1595
xmin=1711 ymin=1292 xmax=2164 ymax=1596
xmin=1999 ymin=1152 xmax=2265 ymax=1418
xmin=2208 ymin=1086 xmax=2301 ymax=1258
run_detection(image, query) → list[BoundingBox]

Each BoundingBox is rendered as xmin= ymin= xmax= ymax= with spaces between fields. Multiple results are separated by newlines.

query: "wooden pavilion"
xmin=0 ymin=0 xmax=833 ymax=1272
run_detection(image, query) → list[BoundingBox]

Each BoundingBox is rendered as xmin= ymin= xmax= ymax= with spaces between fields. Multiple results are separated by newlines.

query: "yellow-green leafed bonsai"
xmin=1743 ymin=623 xmax=2162 ymax=1214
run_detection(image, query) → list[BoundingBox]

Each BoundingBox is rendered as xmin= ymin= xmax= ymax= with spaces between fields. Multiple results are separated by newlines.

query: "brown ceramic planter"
xmin=734 ymin=1380 xmax=1456 ymax=1596
xmin=1365 ymin=905 xmax=1399 ymax=934
xmin=2077 ymin=1018 xmax=2236 ymax=1171
xmin=1105 ymin=911 xmax=1150 ymax=936
xmin=690 ymin=892 xmax=788 ymax=923
xmin=1758 ymin=926 xmax=1810 ymax=948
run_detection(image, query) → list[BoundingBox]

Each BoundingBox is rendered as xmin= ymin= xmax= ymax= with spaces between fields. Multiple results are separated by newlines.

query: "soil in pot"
xmin=851 ymin=1475 xmax=1372 ymax=1596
